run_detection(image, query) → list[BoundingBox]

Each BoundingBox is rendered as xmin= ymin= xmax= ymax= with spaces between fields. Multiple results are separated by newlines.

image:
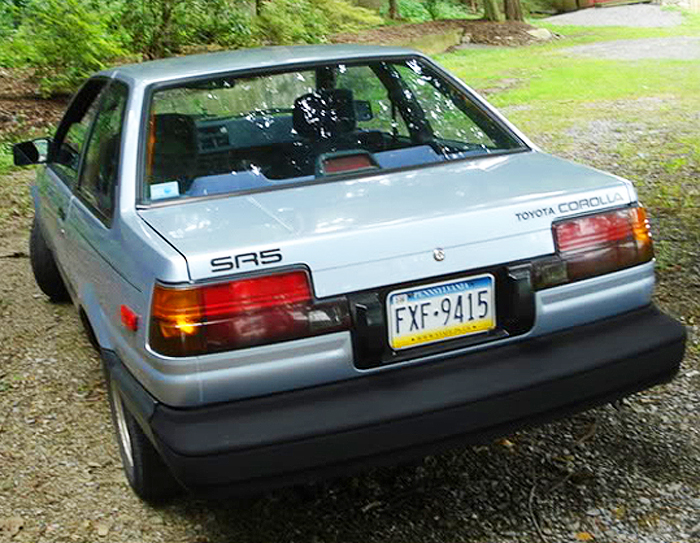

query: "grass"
xmin=0 ymin=146 xmax=14 ymax=177
xmin=439 ymin=10 xmax=699 ymax=77
xmin=438 ymin=12 xmax=700 ymax=103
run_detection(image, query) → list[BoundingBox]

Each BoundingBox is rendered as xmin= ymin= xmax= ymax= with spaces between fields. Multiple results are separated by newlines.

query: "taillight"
xmin=534 ymin=206 xmax=654 ymax=290
xmin=150 ymin=270 xmax=350 ymax=357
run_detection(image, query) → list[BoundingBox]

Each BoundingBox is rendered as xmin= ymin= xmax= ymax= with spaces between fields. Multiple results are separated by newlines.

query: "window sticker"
xmin=150 ymin=181 xmax=180 ymax=201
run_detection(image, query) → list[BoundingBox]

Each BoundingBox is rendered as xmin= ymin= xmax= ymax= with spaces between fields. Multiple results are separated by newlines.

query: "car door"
xmin=41 ymin=79 xmax=108 ymax=291
xmin=62 ymin=81 xmax=130 ymax=328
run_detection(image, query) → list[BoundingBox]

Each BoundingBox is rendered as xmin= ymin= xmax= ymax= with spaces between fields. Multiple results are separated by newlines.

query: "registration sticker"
xmin=387 ymin=274 xmax=496 ymax=350
xmin=150 ymin=181 xmax=180 ymax=201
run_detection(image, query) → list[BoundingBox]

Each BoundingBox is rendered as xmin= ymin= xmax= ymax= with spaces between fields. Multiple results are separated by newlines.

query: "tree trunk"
xmin=504 ymin=0 xmax=524 ymax=21
xmin=388 ymin=0 xmax=399 ymax=19
xmin=255 ymin=0 xmax=264 ymax=16
xmin=483 ymin=0 xmax=503 ymax=21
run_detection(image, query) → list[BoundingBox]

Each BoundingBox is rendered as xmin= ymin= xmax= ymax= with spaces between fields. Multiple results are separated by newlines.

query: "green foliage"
xmin=115 ymin=0 xmax=192 ymax=59
xmin=381 ymin=0 xmax=471 ymax=22
xmin=390 ymin=0 xmax=432 ymax=21
xmin=256 ymin=0 xmax=382 ymax=44
xmin=113 ymin=0 xmax=257 ymax=58
xmin=0 ymin=1 xmax=17 ymax=39
xmin=10 ymin=0 xmax=126 ymax=96
xmin=427 ymin=0 xmax=473 ymax=19
xmin=184 ymin=0 xmax=257 ymax=48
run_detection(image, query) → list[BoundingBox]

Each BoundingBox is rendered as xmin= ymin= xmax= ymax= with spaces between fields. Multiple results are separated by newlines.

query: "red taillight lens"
xmin=200 ymin=272 xmax=311 ymax=316
xmin=149 ymin=270 xmax=350 ymax=357
xmin=535 ymin=206 xmax=654 ymax=289
xmin=554 ymin=211 xmax=633 ymax=252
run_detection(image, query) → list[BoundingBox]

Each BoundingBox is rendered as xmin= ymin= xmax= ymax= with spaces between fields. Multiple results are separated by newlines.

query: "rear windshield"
xmin=143 ymin=58 xmax=526 ymax=203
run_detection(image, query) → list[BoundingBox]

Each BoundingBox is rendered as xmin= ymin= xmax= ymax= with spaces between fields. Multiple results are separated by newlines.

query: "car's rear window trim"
xmin=135 ymin=53 xmax=531 ymax=209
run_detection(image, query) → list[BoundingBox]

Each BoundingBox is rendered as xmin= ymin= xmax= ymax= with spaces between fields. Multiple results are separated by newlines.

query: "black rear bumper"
xmin=106 ymin=304 xmax=686 ymax=495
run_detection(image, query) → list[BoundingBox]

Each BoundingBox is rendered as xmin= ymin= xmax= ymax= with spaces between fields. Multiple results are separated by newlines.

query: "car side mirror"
xmin=13 ymin=138 xmax=51 ymax=166
xmin=354 ymin=100 xmax=373 ymax=122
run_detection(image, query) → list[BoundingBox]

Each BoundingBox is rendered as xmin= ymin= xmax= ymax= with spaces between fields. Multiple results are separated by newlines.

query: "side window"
xmin=78 ymin=83 xmax=128 ymax=222
xmin=336 ymin=65 xmax=409 ymax=137
xmin=51 ymin=82 xmax=106 ymax=187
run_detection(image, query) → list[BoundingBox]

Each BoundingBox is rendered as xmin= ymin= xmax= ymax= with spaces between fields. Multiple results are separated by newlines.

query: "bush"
xmin=428 ymin=0 xmax=473 ymax=19
xmin=0 ymin=1 xmax=17 ymax=39
xmin=256 ymin=0 xmax=382 ymax=44
xmin=185 ymin=0 xmax=258 ymax=48
xmin=109 ymin=0 xmax=258 ymax=58
xmin=384 ymin=0 xmax=432 ymax=21
xmin=11 ymin=0 xmax=126 ymax=96
xmin=380 ymin=0 xmax=471 ymax=22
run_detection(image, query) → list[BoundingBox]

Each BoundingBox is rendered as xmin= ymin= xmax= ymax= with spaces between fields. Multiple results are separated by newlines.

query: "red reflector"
xmin=120 ymin=305 xmax=139 ymax=332
xmin=554 ymin=210 xmax=632 ymax=252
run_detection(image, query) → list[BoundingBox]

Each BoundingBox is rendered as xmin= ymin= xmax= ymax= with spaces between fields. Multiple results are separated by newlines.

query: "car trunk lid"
xmin=138 ymin=151 xmax=634 ymax=297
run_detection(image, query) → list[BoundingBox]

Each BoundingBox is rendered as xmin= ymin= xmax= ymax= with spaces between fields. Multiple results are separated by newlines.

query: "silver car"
xmin=13 ymin=45 xmax=686 ymax=502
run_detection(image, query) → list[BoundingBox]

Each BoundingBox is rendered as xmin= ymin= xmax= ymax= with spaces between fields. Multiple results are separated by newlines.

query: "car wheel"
xmin=105 ymin=368 xmax=181 ymax=503
xmin=29 ymin=218 xmax=70 ymax=302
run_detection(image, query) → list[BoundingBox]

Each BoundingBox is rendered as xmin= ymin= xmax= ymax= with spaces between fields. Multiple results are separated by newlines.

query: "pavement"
xmin=543 ymin=4 xmax=684 ymax=27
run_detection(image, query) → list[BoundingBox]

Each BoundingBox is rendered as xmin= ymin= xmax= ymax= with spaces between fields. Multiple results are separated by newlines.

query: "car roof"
xmin=101 ymin=44 xmax=421 ymax=86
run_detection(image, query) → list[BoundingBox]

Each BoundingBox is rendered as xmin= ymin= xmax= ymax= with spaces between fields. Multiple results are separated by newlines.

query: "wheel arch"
xmin=77 ymin=285 xmax=115 ymax=351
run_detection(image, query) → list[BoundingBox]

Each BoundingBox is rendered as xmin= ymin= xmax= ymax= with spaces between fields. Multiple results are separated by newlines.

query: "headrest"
xmin=293 ymin=89 xmax=356 ymax=140
xmin=152 ymin=113 xmax=196 ymax=155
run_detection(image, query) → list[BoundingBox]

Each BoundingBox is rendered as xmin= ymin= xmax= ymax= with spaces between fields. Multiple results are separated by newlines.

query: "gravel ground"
xmin=560 ymin=36 xmax=700 ymax=60
xmin=1 ymin=98 xmax=699 ymax=543
xmin=543 ymin=4 xmax=684 ymax=27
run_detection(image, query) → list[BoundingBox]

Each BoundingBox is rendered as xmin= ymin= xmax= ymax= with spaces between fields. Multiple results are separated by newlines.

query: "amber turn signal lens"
xmin=151 ymin=285 xmax=203 ymax=338
xmin=631 ymin=205 xmax=653 ymax=244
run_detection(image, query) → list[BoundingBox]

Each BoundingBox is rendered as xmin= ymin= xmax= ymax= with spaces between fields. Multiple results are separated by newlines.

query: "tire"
xmin=29 ymin=218 xmax=70 ymax=302
xmin=105 ymin=366 xmax=181 ymax=503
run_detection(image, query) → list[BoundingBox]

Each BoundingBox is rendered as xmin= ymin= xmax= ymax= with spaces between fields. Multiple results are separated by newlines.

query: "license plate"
xmin=387 ymin=274 xmax=496 ymax=350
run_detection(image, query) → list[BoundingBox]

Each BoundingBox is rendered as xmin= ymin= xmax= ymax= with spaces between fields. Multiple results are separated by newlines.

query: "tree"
xmin=388 ymin=0 xmax=399 ymax=19
xmin=504 ymin=0 xmax=524 ymax=21
xmin=482 ymin=0 xmax=503 ymax=21
xmin=11 ymin=0 xmax=125 ymax=95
